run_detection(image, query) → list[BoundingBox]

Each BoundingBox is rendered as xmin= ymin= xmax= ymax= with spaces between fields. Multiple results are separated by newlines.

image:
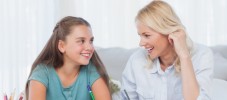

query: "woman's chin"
xmin=148 ymin=54 xmax=158 ymax=60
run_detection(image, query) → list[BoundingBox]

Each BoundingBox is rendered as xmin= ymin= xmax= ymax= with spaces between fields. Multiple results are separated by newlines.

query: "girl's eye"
xmin=81 ymin=40 xmax=85 ymax=43
xmin=77 ymin=39 xmax=85 ymax=44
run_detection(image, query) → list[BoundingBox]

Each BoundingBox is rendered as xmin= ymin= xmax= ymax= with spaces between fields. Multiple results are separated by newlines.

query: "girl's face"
xmin=58 ymin=25 xmax=94 ymax=66
xmin=136 ymin=22 xmax=172 ymax=59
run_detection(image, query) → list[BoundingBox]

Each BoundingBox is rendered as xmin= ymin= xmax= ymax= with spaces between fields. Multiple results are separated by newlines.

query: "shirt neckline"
xmin=149 ymin=58 xmax=174 ymax=75
xmin=51 ymin=66 xmax=81 ymax=89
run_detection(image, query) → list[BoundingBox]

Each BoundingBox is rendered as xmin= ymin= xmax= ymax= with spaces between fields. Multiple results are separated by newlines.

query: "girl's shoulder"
xmin=34 ymin=63 xmax=52 ymax=73
xmin=81 ymin=62 xmax=96 ymax=71
xmin=29 ymin=64 xmax=53 ymax=88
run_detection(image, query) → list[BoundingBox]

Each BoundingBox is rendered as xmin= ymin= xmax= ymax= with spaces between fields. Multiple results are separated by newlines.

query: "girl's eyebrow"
xmin=75 ymin=37 xmax=94 ymax=40
xmin=75 ymin=37 xmax=85 ymax=40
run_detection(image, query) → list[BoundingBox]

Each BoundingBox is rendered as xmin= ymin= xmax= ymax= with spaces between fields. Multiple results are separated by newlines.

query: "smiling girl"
xmin=26 ymin=16 xmax=111 ymax=100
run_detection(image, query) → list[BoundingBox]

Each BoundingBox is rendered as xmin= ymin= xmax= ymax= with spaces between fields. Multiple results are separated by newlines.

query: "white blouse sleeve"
xmin=194 ymin=46 xmax=214 ymax=100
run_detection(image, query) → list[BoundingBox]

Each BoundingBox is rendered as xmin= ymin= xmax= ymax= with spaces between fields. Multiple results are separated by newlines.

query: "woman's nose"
xmin=139 ymin=39 xmax=146 ymax=47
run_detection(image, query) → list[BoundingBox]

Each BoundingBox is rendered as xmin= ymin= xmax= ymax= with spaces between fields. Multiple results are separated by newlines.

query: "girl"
xmin=121 ymin=1 xmax=213 ymax=100
xmin=26 ymin=16 xmax=111 ymax=100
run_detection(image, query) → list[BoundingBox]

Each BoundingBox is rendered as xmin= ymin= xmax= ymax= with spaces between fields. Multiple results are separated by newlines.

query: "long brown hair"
xmin=25 ymin=16 xmax=109 ymax=98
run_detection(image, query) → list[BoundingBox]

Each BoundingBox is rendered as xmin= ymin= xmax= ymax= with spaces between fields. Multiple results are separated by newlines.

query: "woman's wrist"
xmin=177 ymin=50 xmax=190 ymax=59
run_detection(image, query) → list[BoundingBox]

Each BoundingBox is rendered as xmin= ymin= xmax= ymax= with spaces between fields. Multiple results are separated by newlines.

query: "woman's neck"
xmin=159 ymin=47 xmax=177 ymax=71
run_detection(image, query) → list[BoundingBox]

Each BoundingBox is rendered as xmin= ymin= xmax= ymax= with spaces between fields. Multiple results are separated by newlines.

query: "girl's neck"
xmin=56 ymin=63 xmax=80 ymax=79
xmin=56 ymin=63 xmax=80 ymax=87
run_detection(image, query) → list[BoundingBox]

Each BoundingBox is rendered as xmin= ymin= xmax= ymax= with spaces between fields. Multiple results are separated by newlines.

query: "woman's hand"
xmin=168 ymin=29 xmax=190 ymax=59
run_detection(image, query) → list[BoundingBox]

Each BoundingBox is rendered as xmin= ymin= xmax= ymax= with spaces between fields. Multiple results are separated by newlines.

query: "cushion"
xmin=211 ymin=46 xmax=227 ymax=59
xmin=213 ymin=53 xmax=227 ymax=81
xmin=96 ymin=47 xmax=138 ymax=81
xmin=212 ymin=79 xmax=227 ymax=100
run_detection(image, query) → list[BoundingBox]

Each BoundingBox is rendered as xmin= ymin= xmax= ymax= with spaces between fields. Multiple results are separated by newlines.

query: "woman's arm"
xmin=180 ymin=57 xmax=199 ymax=100
xmin=181 ymin=46 xmax=213 ymax=100
xmin=169 ymin=30 xmax=199 ymax=100
xmin=28 ymin=80 xmax=46 ymax=100
xmin=92 ymin=78 xmax=111 ymax=100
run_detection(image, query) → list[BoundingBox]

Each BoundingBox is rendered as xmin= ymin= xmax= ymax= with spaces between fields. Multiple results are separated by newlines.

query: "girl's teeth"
xmin=82 ymin=54 xmax=89 ymax=56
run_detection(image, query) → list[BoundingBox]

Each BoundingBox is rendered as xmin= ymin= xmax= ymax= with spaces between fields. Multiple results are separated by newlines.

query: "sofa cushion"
xmin=96 ymin=47 xmax=138 ymax=81
xmin=212 ymin=79 xmax=227 ymax=100
xmin=211 ymin=45 xmax=227 ymax=59
xmin=213 ymin=53 xmax=227 ymax=81
xmin=96 ymin=45 xmax=227 ymax=81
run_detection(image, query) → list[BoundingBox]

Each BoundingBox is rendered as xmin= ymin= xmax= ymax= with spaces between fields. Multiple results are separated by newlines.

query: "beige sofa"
xmin=96 ymin=45 xmax=227 ymax=100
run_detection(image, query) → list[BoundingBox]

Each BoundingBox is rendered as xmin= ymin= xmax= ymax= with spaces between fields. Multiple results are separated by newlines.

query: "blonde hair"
xmin=136 ymin=0 xmax=193 ymax=72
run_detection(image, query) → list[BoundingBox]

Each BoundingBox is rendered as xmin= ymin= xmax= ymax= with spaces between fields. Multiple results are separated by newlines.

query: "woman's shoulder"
xmin=192 ymin=43 xmax=213 ymax=58
xmin=191 ymin=43 xmax=214 ymax=70
xmin=130 ymin=48 xmax=148 ymax=61
xmin=126 ymin=48 xmax=151 ymax=69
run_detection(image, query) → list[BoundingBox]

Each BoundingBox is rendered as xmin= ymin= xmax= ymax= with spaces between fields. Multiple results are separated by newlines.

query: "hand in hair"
xmin=168 ymin=29 xmax=190 ymax=59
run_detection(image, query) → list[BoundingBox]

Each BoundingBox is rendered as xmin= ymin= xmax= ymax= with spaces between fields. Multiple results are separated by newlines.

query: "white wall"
xmin=0 ymin=0 xmax=227 ymax=97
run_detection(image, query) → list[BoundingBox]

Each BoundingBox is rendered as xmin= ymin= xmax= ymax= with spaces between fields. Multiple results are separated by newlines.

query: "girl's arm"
xmin=28 ymin=80 xmax=46 ymax=100
xmin=92 ymin=78 xmax=111 ymax=100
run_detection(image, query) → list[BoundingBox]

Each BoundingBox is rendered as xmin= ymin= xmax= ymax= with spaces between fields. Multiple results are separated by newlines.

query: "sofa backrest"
xmin=96 ymin=47 xmax=138 ymax=81
xmin=96 ymin=46 xmax=227 ymax=81
xmin=210 ymin=46 xmax=227 ymax=81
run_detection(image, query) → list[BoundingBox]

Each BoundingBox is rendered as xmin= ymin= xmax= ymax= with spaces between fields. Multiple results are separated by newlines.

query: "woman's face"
xmin=58 ymin=25 xmax=94 ymax=66
xmin=136 ymin=22 xmax=172 ymax=59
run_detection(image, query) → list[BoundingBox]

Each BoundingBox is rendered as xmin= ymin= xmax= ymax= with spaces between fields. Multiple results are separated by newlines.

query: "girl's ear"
xmin=58 ymin=40 xmax=65 ymax=53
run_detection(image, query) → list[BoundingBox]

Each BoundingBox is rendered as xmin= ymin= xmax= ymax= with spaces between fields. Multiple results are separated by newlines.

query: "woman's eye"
xmin=144 ymin=34 xmax=150 ymax=38
xmin=90 ymin=39 xmax=94 ymax=44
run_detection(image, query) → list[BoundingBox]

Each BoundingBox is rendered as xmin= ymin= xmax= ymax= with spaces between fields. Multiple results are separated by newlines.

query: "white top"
xmin=121 ymin=44 xmax=213 ymax=100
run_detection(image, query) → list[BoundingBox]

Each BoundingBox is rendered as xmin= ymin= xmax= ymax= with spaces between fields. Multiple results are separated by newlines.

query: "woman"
xmin=26 ymin=16 xmax=111 ymax=100
xmin=121 ymin=1 xmax=213 ymax=100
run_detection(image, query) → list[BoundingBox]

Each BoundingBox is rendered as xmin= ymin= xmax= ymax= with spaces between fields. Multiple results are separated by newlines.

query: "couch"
xmin=96 ymin=45 xmax=227 ymax=100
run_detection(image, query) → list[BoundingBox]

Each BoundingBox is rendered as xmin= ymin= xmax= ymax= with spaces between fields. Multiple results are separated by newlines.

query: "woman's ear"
xmin=58 ymin=40 xmax=65 ymax=53
xmin=168 ymin=34 xmax=173 ymax=45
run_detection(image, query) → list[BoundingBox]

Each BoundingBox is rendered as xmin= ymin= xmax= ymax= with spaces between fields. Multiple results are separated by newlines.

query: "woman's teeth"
xmin=147 ymin=47 xmax=154 ymax=52
xmin=81 ymin=53 xmax=90 ymax=56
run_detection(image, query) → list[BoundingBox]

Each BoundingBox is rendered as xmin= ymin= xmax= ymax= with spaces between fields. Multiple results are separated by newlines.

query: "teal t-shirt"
xmin=28 ymin=62 xmax=100 ymax=100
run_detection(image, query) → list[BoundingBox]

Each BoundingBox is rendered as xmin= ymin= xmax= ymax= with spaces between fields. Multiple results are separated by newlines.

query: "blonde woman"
xmin=121 ymin=1 xmax=213 ymax=100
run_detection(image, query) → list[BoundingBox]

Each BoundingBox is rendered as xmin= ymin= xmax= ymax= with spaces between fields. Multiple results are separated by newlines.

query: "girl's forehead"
xmin=68 ymin=25 xmax=93 ymax=38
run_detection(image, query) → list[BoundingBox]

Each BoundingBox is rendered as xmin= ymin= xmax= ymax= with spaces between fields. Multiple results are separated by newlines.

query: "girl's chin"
xmin=79 ymin=60 xmax=90 ymax=65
